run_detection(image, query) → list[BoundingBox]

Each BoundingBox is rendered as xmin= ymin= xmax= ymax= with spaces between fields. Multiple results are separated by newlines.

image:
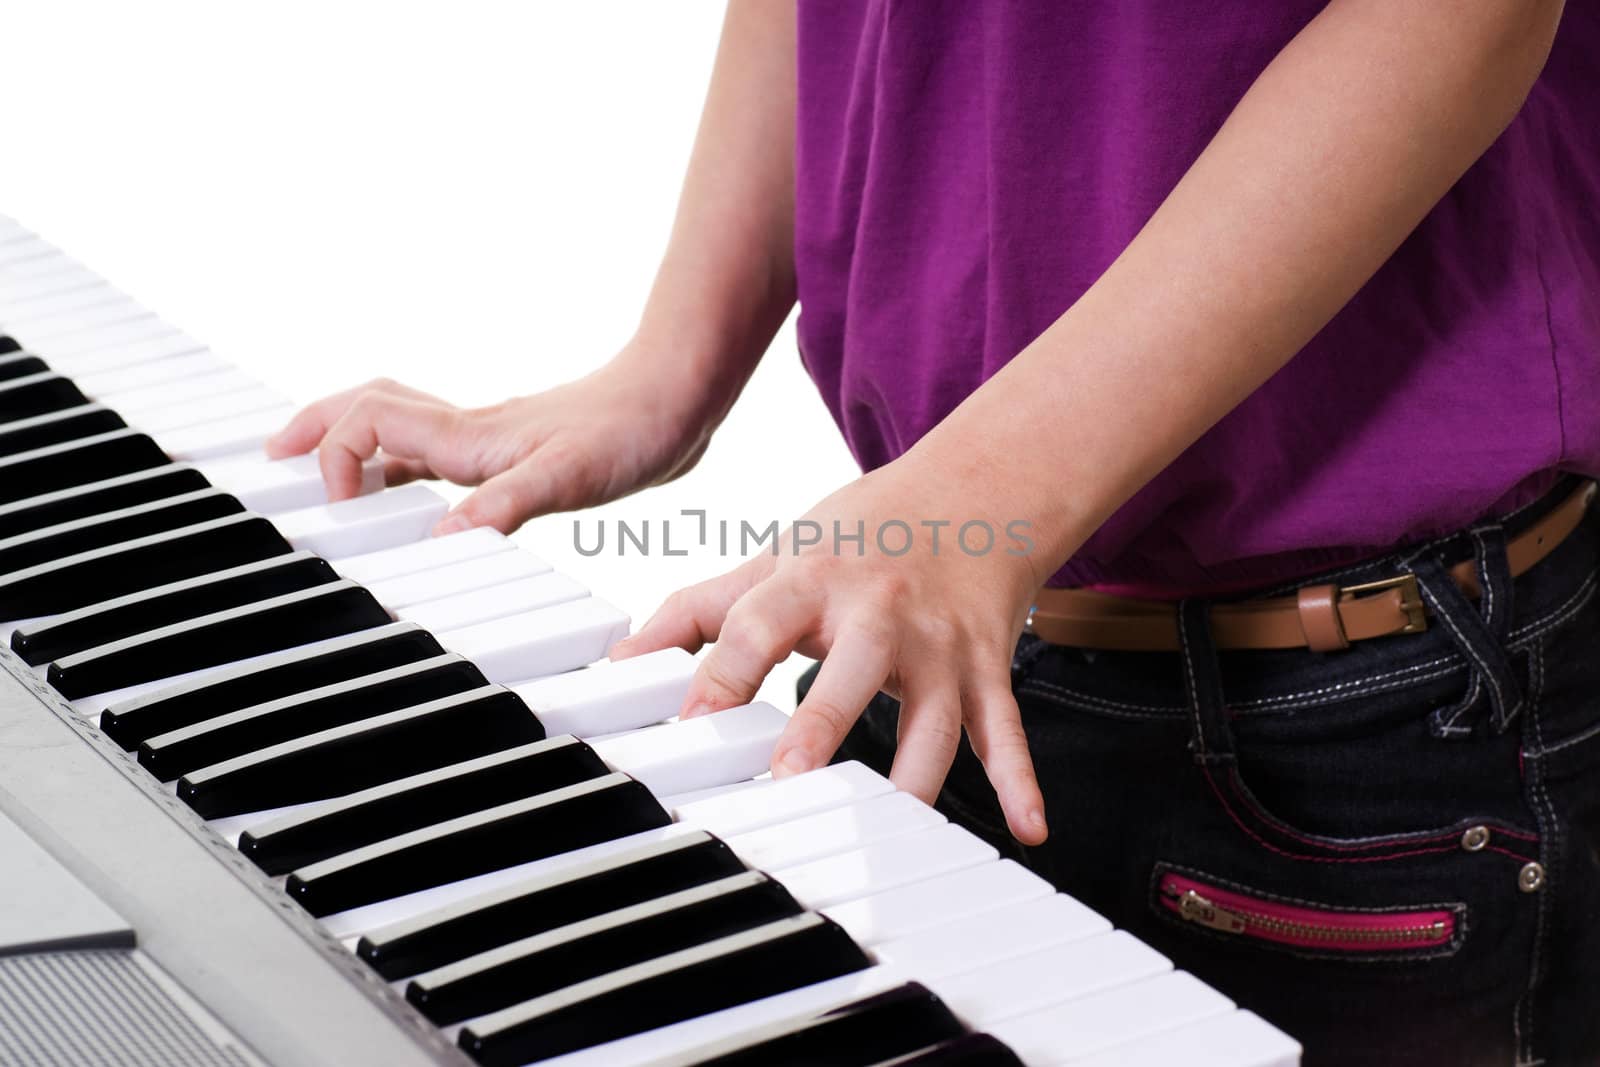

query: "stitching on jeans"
xmin=1518 ymin=639 xmax=1557 ymax=1065
xmin=1416 ymin=577 xmax=1519 ymax=726
xmin=1533 ymin=717 xmax=1600 ymax=757
xmin=1229 ymin=654 xmax=1460 ymax=710
xmin=1201 ymin=764 xmax=1478 ymax=865
xmin=1509 ymin=572 xmax=1598 ymax=646
xmin=1433 ymin=670 xmax=1482 ymax=738
xmin=1225 ymin=765 xmax=1539 ymax=853
xmin=1015 ymin=678 xmax=1180 ymax=718
xmin=1177 ymin=603 xmax=1208 ymax=757
xmin=1475 ymin=529 xmax=1496 ymax=631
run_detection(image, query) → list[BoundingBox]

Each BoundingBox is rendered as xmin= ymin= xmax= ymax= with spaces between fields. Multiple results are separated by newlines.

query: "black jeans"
xmin=823 ymin=480 xmax=1600 ymax=1066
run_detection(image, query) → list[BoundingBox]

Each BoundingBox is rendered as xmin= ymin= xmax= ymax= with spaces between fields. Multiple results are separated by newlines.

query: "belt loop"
xmin=1177 ymin=599 xmax=1235 ymax=765
xmin=1402 ymin=530 xmax=1524 ymax=738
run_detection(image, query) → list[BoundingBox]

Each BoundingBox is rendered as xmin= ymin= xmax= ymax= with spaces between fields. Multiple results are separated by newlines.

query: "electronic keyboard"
xmin=0 ymin=214 xmax=1301 ymax=1067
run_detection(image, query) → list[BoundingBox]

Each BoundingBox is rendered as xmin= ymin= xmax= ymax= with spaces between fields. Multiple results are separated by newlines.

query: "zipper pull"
xmin=1176 ymin=889 xmax=1248 ymax=934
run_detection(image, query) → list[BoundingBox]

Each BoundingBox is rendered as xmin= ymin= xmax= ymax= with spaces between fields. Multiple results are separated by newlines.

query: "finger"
xmin=679 ymin=576 xmax=819 ymax=717
xmin=889 ymin=672 xmax=964 ymax=806
xmin=433 ymin=456 xmax=563 ymax=535
xmin=319 ymin=394 xmax=463 ymax=501
xmin=265 ymin=378 xmax=433 ymax=459
xmin=963 ymin=667 xmax=1048 ymax=844
xmin=771 ymin=619 xmax=895 ymax=778
xmin=611 ymin=558 xmax=772 ymax=660
xmin=382 ymin=455 xmax=433 ymax=488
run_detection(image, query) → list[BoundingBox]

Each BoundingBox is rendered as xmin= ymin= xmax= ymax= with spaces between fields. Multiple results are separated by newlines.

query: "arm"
xmin=267 ymin=0 xmax=796 ymax=532
xmin=616 ymin=0 xmax=1566 ymax=843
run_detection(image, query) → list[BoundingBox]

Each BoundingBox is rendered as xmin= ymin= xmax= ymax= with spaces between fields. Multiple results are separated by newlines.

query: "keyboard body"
xmin=0 ymin=215 xmax=1301 ymax=1067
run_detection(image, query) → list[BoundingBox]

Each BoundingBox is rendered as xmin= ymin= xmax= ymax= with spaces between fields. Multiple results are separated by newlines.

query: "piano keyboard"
xmin=0 ymin=214 xmax=1301 ymax=1067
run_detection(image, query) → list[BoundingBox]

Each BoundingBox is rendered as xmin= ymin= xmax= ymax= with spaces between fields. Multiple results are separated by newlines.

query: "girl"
xmin=270 ymin=3 xmax=1598 ymax=1062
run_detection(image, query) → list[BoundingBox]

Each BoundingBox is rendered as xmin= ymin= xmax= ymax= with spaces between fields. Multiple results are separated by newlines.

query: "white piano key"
xmin=0 ymin=236 xmax=55 ymax=264
xmin=199 ymin=453 xmax=385 ymax=514
xmin=989 ymin=971 xmax=1234 ymax=1066
xmin=657 ymin=778 xmax=770 ymax=810
xmin=872 ymin=891 xmax=1111 ymax=982
xmin=823 ymin=858 xmax=1056 ymax=946
xmin=535 ymin=967 xmax=905 ymax=1067
xmin=101 ymin=367 xmax=259 ymax=415
xmin=510 ymin=647 xmax=697 ymax=736
xmin=395 ymin=571 xmax=588 ymax=632
xmin=150 ymin=404 xmax=296 ymax=460
xmin=672 ymin=760 xmax=895 ymax=838
xmin=0 ymin=271 xmax=103 ymax=305
xmin=1063 ymin=1010 xmax=1301 ymax=1067
xmin=437 ymin=597 xmax=630 ymax=683
xmin=590 ymin=701 xmax=788 ymax=798
xmin=925 ymin=930 xmax=1171 ymax=1027
xmin=0 ymin=256 xmax=87 ymax=288
xmin=2 ymin=283 xmax=123 ymax=318
xmin=127 ymin=386 xmax=290 ymax=435
xmin=0 ymin=219 xmax=32 ymax=242
xmin=43 ymin=332 xmax=206 ymax=377
xmin=8 ymin=300 xmax=152 ymax=338
xmin=771 ymin=824 xmax=996 ymax=911
xmin=320 ymin=824 xmax=704 ymax=939
xmin=368 ymin=550 xmax=553 ymax=612
xmin=273 ymin=485 xmax=449 ymax=559
xmin=26 ymin=318 xmax=179 ymax=358
xmin=75 ymin=350 xmax=230 ymax=397
xmin=722 ymin=792 xmax=944 ymax=873
xmin=334 ymin=526 xmax=510 ymax=585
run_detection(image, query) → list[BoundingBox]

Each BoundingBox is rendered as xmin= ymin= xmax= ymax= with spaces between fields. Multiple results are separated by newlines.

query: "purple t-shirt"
xmin=794 ymin=1 xmax=1600 ymax=592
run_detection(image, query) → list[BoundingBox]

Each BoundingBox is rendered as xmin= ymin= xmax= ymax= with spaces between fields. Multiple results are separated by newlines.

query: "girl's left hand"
xmin=610 ymin=451 xmax=1050 ymax=845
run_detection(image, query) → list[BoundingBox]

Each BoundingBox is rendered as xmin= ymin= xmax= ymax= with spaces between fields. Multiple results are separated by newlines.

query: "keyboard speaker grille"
xmin=0 ymin=950 xmax=256 ymax=1066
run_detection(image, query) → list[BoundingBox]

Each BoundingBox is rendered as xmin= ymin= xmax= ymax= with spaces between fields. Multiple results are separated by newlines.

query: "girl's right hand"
xmin=264 ymin=345 xmax=716 ymax=535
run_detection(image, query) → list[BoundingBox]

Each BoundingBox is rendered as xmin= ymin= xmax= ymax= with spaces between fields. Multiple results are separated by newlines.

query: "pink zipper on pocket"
xmin=1158 ymin=871 xmax=1455 ymax=952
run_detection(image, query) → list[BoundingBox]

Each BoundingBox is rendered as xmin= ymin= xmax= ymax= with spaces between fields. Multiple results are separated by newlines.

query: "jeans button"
xmin=1519 ymin=861 xmax=1547 ymax=893
xmin=1460 ymin=825 xmax=1490 ymax=852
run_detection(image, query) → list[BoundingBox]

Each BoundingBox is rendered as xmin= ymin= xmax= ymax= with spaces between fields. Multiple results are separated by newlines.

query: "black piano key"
xmin=141 ymin=653 xmax=489 ymax=782
xmin=177 ymin=687 xmax=545 ymax=820
xmin=0 ymin=404 xmax=124 ymax=456
xmin=12 ymin=552 xmax=337 ymax=667
xmin=0 ymin=353 xmax=49 ymax=381
xmin=868 ymin=1034 xmax=1026 ymax=1067
xmin=0 ymin=429 xmax=170 ymax=503
xmin=0 ymin=514 xmax=291 ymax=620
xmin=47 ymin=580 xmax=391 ymax=700
xmin=0 ymin=488 xmax=242 ymax=576
xmin=689 ymin=984 xmax=967 ymax=1067
xmin=0 ymin=466 xmax=212 ymax=541
xmin=100 ymin=622 xmax=444 ymax=750
xmin=458 ymin=914 xmax=871 ymax=1067
xmin=284 ymin=772 xmax=668 ymax=918
xmin=0 ymin=371 xmax=87 ymax=423
xmin=239 ymin=732 xmax=606 ymax=874
xmin=408 ymin=871 xmax=804 ymax=1026
xmin=0 ymin=336 xmax=20 ymax=355
xmin=357 ymin=831 xmax=747 ymax=980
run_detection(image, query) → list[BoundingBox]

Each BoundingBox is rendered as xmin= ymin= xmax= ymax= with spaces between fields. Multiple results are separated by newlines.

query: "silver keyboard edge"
xmin=0 ymin=644 xmax=472 ymax=1067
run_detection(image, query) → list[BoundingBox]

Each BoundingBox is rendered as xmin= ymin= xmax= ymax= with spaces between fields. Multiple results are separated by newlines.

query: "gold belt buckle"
xmin=1338 ymin=573 xmax=1428 ymax=634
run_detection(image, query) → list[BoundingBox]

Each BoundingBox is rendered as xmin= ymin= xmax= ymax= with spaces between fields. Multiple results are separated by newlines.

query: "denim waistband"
xmin=1017 ymin=475 xmax=1599 ymax=735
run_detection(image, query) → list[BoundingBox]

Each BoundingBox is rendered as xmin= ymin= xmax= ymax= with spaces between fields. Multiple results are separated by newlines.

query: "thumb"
xmin=433 ymin=460 xmax=556 ymax=536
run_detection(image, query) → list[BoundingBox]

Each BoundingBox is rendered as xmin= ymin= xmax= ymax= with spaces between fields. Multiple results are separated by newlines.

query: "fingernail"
xmin=433 ymin=513 xmax=471 ymax=537
xmin=1027 ymin=808 xmax=1048 ymax=834
xmin=776 ymin=748 xmax=814 ymax=776
xmin=679 ymin=702 xmax=712 ymax=720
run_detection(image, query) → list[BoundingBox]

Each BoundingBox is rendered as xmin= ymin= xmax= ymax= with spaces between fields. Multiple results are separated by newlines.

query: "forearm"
xmin=623 ymin=0 xmax=797 ymax=429
xmin=912 ymin=0 xmax=1563 ymax=579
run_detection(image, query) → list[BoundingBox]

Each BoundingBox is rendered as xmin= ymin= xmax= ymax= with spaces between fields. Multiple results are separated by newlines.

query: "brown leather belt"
xmin=1028 ymin=481 xmax=1596 ymax=653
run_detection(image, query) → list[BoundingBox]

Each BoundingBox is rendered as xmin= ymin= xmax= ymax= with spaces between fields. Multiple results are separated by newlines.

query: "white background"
xmin=0 ymin=1 xmax=860 ymax=710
